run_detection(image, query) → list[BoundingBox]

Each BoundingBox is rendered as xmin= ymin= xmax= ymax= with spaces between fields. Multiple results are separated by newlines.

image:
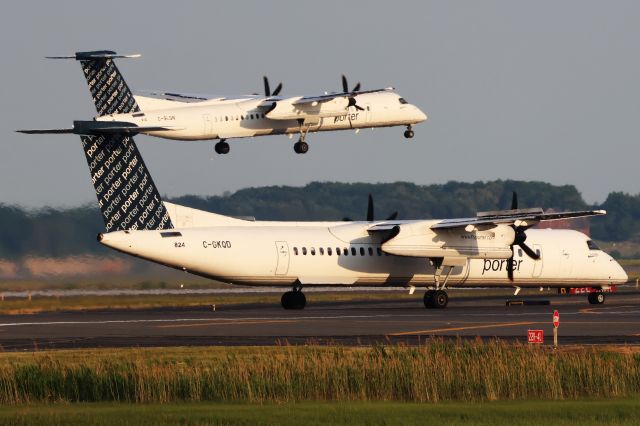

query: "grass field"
xmin=0 ymin=399 xmax=639 ymax=425
xmin=0 ymin=343 xmax=639 ymax=405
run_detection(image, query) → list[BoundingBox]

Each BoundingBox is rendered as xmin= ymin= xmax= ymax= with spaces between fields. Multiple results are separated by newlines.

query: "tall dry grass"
xmin=0 ymin=341 xmax=638 ymax=404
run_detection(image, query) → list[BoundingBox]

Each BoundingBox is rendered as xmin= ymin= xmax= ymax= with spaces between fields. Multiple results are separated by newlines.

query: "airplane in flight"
xmin=19 ymin=50 xmax=427 ymax=154
xmin=21 ymin=115 xmax=627 ymax=309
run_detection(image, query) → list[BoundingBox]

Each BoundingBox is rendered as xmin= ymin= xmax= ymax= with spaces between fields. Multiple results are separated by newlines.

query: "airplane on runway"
xmin=18 ymin=50 xmax=427 ymax=154
xmin=20 ymin=111 xmax=627 ymax=309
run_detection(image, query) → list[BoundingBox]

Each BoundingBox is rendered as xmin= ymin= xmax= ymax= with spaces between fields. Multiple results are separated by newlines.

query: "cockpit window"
xmin=587 ymin=240 xmax=600 ymax=251
xmin=398 ymin=97 xmax=408 ymax=104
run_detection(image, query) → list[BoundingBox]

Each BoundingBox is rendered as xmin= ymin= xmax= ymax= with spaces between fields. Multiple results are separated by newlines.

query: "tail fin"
xmin=48 ymin=50 xmax=141 ymax=116
xmin=81 ymin=133 xmax=173 ymax=232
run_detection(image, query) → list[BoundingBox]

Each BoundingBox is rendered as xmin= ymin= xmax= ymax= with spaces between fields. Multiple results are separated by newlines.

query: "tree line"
xmin=1 ymin=180 xmax=638 ymax=259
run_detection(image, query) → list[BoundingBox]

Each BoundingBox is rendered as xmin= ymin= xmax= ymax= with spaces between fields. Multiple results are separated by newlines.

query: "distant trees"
xmin=0 ymin=180 xmax=638 ymax=259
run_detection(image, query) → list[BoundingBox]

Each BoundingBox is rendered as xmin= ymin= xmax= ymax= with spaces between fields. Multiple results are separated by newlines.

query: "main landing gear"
xmin=293 ymin=120 xmax=312 ymax=154
xmin=214 ymin=139 xmax=230 ymax=154
xmin=293 ymin=140 xmax=309 ymax=154
xmin=588 ymin=292 xmax=605 ymax=305
xmin=403 ymin=125 xmax=414 ymax=139
xmin=424 ymin=289 xmax=448 ymax=308
xmin=281 ymin=281 xmax=306 ymax=310
xmin=423 ymin=258 xmax=456 ymax=309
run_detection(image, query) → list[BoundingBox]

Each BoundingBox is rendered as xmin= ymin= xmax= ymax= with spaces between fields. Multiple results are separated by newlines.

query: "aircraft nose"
xmin=414 ymin=106 xmax=427 ymax=123
xmin=611 ymin=259 xmax=628 ymax=283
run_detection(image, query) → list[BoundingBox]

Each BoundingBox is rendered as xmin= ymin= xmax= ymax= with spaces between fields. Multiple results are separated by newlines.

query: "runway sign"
xmin=528 ymin=329 xmax=544 ymax=344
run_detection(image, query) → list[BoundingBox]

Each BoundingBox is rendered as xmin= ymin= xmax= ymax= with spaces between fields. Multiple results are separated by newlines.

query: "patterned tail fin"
xmin=48 ymin=50 xmax=141 ymax=116
xmin=81 ymin=134 xmax=173 ymax=231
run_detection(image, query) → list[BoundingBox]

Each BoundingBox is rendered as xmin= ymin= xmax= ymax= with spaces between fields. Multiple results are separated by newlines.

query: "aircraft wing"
xmin=134 ymin=90 xmax=228 ymax=103
xmin=17 ymin=121 xmax=179 ymax=136
xmin=431 ymin=208 xmax=606 ymax=230
xmin=292 ymin=88 xmax=391 ymax=106
xmin=264 ymin=88 xmax=393 ymax=121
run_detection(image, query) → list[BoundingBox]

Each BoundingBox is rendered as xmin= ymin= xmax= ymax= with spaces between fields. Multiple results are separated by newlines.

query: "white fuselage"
xmin=96 ymin=91 xmax=427 ymax=141
xmin=100 ymin=215 xmax=628 ymax=289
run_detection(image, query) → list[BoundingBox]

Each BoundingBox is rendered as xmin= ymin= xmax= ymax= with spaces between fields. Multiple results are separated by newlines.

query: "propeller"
xmin=341 ymin=75 xmax=364 ymax=111
xmin=341 ymin=75 xmax=361 ymax=93
xmin=506 ymin=191 xmax=540 ymax=281
xmin=343 ymin=194 xmax=399 ymax=222
xmin=263 ymin=76 xmax=283 ymax=97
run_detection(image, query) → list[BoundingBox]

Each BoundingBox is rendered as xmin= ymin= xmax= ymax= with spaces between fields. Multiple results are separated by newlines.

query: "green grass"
xmin=0 ymin=400 xmax=639 ymax=425
xmin=0 ymin=343 xmax=639 ymax=405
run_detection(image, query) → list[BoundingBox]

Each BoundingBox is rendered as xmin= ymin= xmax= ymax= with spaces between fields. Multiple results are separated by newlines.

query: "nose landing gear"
xmin=281 ymin=281 xmax=306 ymax=309
xmin=587 ymin=292 xmax=605 ymax=305
xmin=403 ymin=125 xmax=414 ymax=139
xmin=214 ymin=139 xmax=230 ymax=154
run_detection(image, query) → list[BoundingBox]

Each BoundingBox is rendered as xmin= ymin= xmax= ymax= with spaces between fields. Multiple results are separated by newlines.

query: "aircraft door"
xmin=364 ymin=104 xmax=372 ymax=123
xmin=275 ymin=241 xmax=290 ymax=275
xmin=203 ymin=114 xmax=212 ymax=136
xmin=532 ymin=244 xmax=543 ymax=278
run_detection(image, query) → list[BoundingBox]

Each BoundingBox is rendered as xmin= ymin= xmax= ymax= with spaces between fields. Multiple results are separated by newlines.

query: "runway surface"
xmin=0 ymin=291 xmax=638 ymax=350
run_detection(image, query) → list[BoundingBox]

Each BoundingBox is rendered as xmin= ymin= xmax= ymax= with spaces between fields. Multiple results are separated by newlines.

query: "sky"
xmin=1 ymin=1 xmax=638 ymax=208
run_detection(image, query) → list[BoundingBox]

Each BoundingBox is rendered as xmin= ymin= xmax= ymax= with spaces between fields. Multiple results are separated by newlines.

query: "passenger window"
xmin=225 ymin=116 xmax=228 ymax=121
xmin=368 ymin=247 xmax=373 ymax=256
xmin=518 ymin=249 xmax=523 ymax=257
xmin=293 ymin=247 xmax=298 ymax=256
xmin=343 ymin=248 xmax=348 ymax=256
xmin=310 ymin=247 xmax=316 ymax=256
xmin=359 ymin=247 xmax=365 ymax=256
xmin=587 ymin=240 xmax=600 ymax=251
xmin=351 ymin=247 xmax=357 ymax=256
xmin=319 ymin=247 xmax=324 ymax=255
xmin=377 ymin=248 xmax=382 ymax=256
xmin=302 ymin=247 xmax=307 ymax=255
xmin=327 ymin=247 xmax=332 ymax=256
xmin=250 ymin=114 xmax=254 ymax=119
xmin=336 ymin=248 xmax=341 ymax=255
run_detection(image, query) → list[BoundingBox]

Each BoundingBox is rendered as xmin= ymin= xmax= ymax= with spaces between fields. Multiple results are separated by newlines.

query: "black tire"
xmin=215 ymin=141 xmax=230 ymax=154
xmin=293 ymin=292 xmax=306 ymax=309
xmin=423 ymin=290 xmax=436 ymax=308
xmin=404 ymin=130 xmax=414 ymax=139
xmin=281 ymin=291 xmax=293 ymax=309
xmin=281 ymin=291 xmax=306 ymax=309
xmin=433 ymin=290 xmax=448 ymax=309
xmin=293 ymin=142 xmax=301 ymax=154
xmin=298 ymin=141 xmax=309 ymax=154
xmin=588 ymin=292 xmax=605 ymax=305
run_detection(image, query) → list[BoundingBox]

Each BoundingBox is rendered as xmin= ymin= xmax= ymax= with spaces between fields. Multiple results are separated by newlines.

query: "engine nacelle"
xmin=382 ymin=222 xmax=515 ymax=259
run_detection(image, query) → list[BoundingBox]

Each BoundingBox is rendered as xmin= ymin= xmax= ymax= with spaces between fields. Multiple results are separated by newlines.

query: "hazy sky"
xmin=1 ymin=1 xmax=638 ymax=208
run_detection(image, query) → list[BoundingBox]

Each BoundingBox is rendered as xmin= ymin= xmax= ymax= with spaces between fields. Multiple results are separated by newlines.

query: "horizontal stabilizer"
xmin=17 ymin=121 xmax=177 ymax=136
xmin=17 ymin=128 xmax=74 ymax=134
xmin=46 ymin=50 xmax=141 ymax=60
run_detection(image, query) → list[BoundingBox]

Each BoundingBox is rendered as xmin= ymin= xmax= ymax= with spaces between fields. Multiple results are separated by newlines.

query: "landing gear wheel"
xmin=281 ymin=291 xmax=306 ymax=310
xmin=403 ymin=130 xmax=414 ymax=139
xmin=588 ymin=292 xmax=605 ymax=305
xmin=215 ymin=141 xmax=230 ymax=154
xmin=423 ymin=290 xmax=435 ymax=308
xmin=294 ymin=141 xmax=309 ymax=154
xmin=433 ymin=290 xmax=448 ymax=308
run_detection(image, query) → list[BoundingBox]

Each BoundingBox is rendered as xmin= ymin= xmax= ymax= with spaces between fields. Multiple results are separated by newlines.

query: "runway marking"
xmin=387 ymin=321 xmax=537 ymax=336
xmin=156 ymin=319 xmax=295 ymax=329
xmin=0 ymin=314 xmax=434 ymax=328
